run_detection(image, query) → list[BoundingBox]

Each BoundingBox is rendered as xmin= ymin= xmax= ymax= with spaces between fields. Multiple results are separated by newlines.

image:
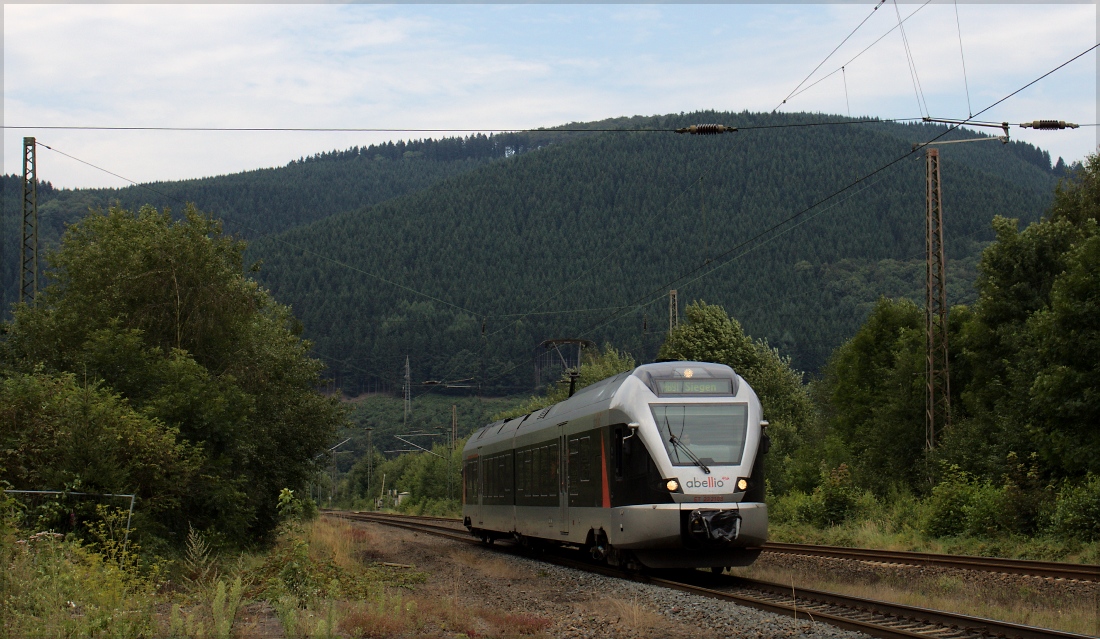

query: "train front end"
xmin=609 ymin=361 xmax=768 ymax=569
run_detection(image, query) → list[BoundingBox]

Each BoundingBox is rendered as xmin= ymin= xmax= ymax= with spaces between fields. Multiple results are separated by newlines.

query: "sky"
xmin=3 ymin=3 xmax=1097 ymax=189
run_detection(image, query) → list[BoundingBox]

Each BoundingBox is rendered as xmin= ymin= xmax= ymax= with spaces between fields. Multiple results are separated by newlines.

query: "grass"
xmin=1 ymin=512 xmax=553 ymax=639
xmin=730 ymin=556 xmax=1100 ymax=636
xmin=1 ymin=531 xmax=159 ymax=638
xmin=602 ymin=596 xmax=667 ymax=634
xmin=451 ymin=547 xmax=530 ymax=580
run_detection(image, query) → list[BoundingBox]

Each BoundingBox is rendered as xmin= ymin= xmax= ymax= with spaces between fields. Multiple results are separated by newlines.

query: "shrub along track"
xmin=325 ymin=511 xmax=1094 ymax=639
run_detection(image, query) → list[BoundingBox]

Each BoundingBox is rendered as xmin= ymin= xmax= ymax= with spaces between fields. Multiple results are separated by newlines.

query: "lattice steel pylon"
xmin=21 ymin=137 xmax=38 ymax=305
xmin=669 ymin=289 xmax=679 ymax=333
xmin=924 ymin=148 xmax=950 ymax=450
xmin=403 ymin=356 xmax=411 ymax=426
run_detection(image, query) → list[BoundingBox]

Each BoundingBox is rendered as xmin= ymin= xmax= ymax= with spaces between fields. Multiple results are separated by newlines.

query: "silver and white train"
xmin=462 ymin=361 xmax=769 ymax=570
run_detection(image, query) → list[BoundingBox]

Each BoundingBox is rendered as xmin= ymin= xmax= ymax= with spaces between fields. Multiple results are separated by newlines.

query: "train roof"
xmin=465 ymin=361 xmax=739 ymax=451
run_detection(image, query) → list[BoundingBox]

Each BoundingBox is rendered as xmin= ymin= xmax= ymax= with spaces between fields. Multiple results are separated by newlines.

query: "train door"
xmin=558 ymin=424 xmax=569 ymax=536
xmin=476 ymin=447 xmax=484 ymax=526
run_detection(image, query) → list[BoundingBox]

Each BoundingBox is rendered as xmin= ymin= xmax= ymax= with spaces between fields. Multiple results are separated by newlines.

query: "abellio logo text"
xmin=685 ymin=477 xmax=724 ymax=488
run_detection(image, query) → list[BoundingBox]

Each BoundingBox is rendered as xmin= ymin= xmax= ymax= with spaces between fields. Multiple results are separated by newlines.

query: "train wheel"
xmin=710 ymin=566 xmax=724 ymax=574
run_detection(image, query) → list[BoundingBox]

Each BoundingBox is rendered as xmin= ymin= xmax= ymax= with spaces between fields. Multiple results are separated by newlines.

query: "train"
xmin=462 ymin=360 xmax=769 ymax=570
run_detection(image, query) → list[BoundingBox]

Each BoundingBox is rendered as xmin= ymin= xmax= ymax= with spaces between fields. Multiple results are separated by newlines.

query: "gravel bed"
xmin=354 ymin=521 xmax=872 ymax=639
xmin=531 ymin=561 xmax=869 ymax=639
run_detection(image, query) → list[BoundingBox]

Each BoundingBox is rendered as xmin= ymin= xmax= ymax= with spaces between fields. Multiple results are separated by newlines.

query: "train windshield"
xmin=652 ymin=404 xmax=749 ymax=467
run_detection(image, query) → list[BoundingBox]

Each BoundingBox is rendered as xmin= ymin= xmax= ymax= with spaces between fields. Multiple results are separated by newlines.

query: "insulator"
xmin=1022 ymin=120 xmax=1079 ymax=130
xmin=675 ymin=124 xmax=737 ymax=135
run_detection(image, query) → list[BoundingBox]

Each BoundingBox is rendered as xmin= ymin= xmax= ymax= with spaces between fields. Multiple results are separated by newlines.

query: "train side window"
xmin=577 ymin=436 xmax=591 ymax=483
xmin=504 ymin=454 xmax=513 ymax=501
xmin=549 ymin=442 xmax=559 ymax=492
xmin=535 ymin=446 xmax=543 ymax=498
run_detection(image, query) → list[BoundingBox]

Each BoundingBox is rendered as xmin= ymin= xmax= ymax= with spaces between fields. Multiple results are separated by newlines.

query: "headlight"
xmin=666 ymin=479 xmax=680 ymax=492
xmin=737 ymin=478 xmax=749 ymax=491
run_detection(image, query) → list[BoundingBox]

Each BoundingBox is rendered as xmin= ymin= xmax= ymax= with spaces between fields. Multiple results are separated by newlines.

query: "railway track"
xmin=326 ymin=511 xmax=1094 ymax=639
xmin=325 ymin=511 xmax=1099 ymax=582
xmin=763 ymin=541 xmax=1100 ymax=582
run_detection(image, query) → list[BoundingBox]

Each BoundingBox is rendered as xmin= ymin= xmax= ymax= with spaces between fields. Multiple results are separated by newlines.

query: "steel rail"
xmin=324 ymin=511 xmax=1092 ymax=639
xmin=762 ymin=542 xmax=1100 ymax=582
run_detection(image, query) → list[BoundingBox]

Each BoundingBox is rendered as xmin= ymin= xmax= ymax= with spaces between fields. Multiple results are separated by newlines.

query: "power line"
xmin=783 ymin=0 xmax=932 ymax=108
xmin=892 ymin=0 xmax=930 ymax=118
xmin=773 ymin=0 xmax=886 ymax=113
xmin=953 ymin=0 xmax=973 ymax=118
xmin=7 ymin=126 xmax=662 ymax=133
xmin=4 ymin=117 xmax=923 ymax=135
xmin=842 ymin=67 xmax=852 ymax=118
xmin=491 ymin=304 xmax=638 ymax=319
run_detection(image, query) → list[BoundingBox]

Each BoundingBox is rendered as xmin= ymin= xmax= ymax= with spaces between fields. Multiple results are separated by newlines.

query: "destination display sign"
xmin=656 ymin=379 xmax=733 ymax=395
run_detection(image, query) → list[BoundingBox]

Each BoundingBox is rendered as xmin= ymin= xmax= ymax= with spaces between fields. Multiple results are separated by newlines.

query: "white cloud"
xmin=4 ymin=4 xmax=1095 ymax=188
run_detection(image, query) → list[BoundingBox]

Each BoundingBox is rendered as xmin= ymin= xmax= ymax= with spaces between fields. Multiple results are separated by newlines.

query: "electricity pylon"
xmin=21 ymin=137 xmax=38 ymax=305
xmin=924 ymin=148 xmax=949 ymax=450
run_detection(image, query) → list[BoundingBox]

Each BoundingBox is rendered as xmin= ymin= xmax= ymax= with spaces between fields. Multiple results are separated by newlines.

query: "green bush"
xmin=769 ymin=465 xmax=861 ymax=527
xmin=396 ymin=497 xmax=460 ymax=518
xmin=922 ymin=468 xmax=975 ymax=538
xmin=960 ymin=481 xmax=1007 ymax=538
xmin=814 ymin=464 xmax=858 ymax=526
xmin=768 ymin=490 xmax=813 ymax=525
xmin=1050 ymin=475 xmax=1100 ymax=541
xmin=922 ymin=463 xmax=1051 ymax=539
xmin=277 ymin=488 xmax=318 ymax=523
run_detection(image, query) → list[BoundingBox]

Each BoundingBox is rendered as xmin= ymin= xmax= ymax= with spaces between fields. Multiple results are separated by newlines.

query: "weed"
xmin=182 ymin=524 xmax=217 ymax=589
xmin=210 ymin=576 xmax=243 ymax=639
xmin=168 ymin=603 xmax=208 ymax=638
xmin=338 ymin=591 xmax=413 ymax=638
xmin=479 ymin=609 xmax=553 ymax=635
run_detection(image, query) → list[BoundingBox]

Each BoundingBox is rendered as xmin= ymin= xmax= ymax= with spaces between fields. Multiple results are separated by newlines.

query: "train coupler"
xmin=686 ymin=509 xmax=742 ymax=544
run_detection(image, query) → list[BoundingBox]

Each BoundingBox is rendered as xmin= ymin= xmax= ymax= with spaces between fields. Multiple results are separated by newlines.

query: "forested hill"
xmin=1 ymin=133 xmax=541 ymax=314
xmin=244 ymin=111 xmax=1060 ymax=392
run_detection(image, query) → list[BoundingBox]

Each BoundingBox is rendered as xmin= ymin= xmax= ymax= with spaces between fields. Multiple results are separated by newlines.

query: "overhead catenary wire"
xmin=892 ymin=0 xmax=930 ymax=118
xmin=3 ymin=118 xmax=925 ymax=134
xmin=953 ymin=0 xmax=973 ymax=118
xmin=842 ymin=67 xmax=852 ymax=118
xmin=782 ymin=0 xmax=932 ymax=108
xmin=773 ymin=0 xmax=886 ymax=113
